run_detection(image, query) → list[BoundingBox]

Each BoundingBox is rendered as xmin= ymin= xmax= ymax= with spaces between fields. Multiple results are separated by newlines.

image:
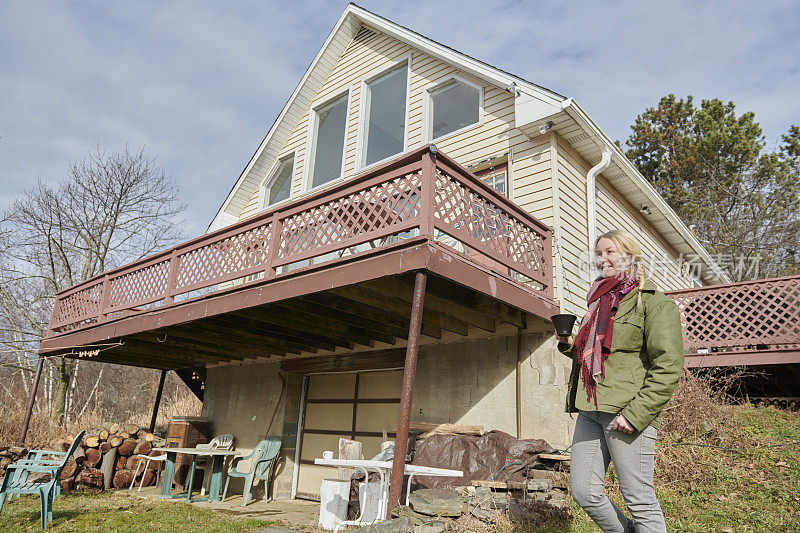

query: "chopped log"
xmin=84 ymin=448 xmax=102 ymax=467
xmin=73 ymin=446 xmax=86 ymax=464
xmin=119 ymin=431 xmax=131 ymax=439
xmin=84 ymin=436 xmax=100 ymax=448
xmin=118 ymin=439 xmax=137 ymax=457
xmin=126 ymin=424 xmax=140 ymax=435
xmin=407 ymin=422 xmax=484 ymax=438
xmin=140 ymin=468 xmax=156 ymax=487
xmin=115 ymin=455 xmax=128 ymax=470
xmin=8 ymin=446 xmax=27 ymax=455
xmin=76 ymin=468 xmax=104 ymax=492
xmin=108 ymin=435 xmax=124 ymax=448
xmin=98 ymin=429 xmax=109 ymax=441
xmin=99 ymin=442 xmax=111 ymax=454
xmin=143 ymin=432 xmax=155 ymax=443
xmin=113 ymin=469 xmax=134 ymax=489
xmin=60 ymin=458 xmax=78 ymax=479
xmin=60 ymin=476 xmax=75 ymax=493
xmin=100 ymin=448 xmax=117 ymax=490
xmin=134 ymin=441 xmax=152 ymax=455
xmin=126 ymin=455 xmax=143 ymax=471
xmin=108 ymin=423 xmax=120 ymax=434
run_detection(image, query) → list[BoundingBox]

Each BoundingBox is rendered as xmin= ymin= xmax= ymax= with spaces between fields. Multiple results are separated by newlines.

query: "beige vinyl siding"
xmin=236 ymin=25 xmax=554 ymax=229
xmin=554 ymin=135 xmax=693 ymax=316
xmin=595 ymin=177 xmax=693 ymax=291
xmin=553 ymin=136 xmax=590 ymax=316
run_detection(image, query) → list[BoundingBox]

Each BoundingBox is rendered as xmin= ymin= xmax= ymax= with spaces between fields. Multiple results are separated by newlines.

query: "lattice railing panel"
xmin=277 ymin=171 xmax=422 ymax=262
xmin=51 ymin=282 xmax=103 ymax=328
xmin=432 ymin=169 xmax=548 ymax=284
xmin=46 ymin=146 xmax=555 ymax=338
xmin=667 ymin=276 xmax=800 ymax=353
xmin=107 ymin=259 xmax=171 ymax=309
xmin=175 ymin=223 xmax=272 ymax=291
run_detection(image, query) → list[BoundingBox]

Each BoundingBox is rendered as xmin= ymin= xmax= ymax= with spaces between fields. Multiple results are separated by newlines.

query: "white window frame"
xmin=259 ymin=152 xmax=296 ymax=211
xmin=302 ymin=88 xmax=352 ymax=193
xmin=422 ymin=74 xmax=483 ymax=144
xmin=354 ymin=54 xmax=412 ymax=172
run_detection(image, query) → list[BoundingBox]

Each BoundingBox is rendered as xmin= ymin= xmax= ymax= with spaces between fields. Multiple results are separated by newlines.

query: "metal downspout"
xmin=587 ymin=147 xmax=612 ymax=254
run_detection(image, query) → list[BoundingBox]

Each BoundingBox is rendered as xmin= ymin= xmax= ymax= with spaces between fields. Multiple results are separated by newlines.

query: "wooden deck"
xmin=38 ymin=145 xmax=557 ymax=375
xmin=666 ymin=274 xmax=800 ymax=368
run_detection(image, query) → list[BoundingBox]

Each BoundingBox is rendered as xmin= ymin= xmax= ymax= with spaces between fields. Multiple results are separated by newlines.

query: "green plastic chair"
xmin=0 ymin=430 xmax=85 ymax=529
xmin=222 ymin=436 xmax=281 ymax=506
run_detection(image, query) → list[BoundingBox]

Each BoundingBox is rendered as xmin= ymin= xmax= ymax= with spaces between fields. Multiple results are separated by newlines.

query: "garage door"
xmin=296 ymin=369 xmax=402 ymax=500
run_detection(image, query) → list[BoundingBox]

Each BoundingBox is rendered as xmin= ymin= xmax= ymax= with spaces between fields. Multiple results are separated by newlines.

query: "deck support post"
xmin=387 ymin=270 xmax=427 ymax=517
xmin=17 ymin=356 xmax=44 ymax=445
xmin=149 ymin=369 xmax=168 ymax=432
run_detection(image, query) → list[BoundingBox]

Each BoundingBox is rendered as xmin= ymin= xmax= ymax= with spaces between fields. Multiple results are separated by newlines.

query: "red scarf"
xmin=574 ymin=265 xmax=640 ymax=408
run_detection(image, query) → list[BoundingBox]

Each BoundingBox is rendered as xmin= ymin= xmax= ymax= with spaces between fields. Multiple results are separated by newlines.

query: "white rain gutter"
xmin=586 ymin=147 xmax=612 ymax=254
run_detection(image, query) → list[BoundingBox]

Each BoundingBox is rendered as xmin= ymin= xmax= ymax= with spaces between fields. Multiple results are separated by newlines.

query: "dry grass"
xmin=0 ymin=391 xmax=200 ymax=449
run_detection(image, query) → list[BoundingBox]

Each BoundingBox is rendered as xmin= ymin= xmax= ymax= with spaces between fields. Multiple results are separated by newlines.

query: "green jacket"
xmin=558 ymin=278 xmax=684 ymax=431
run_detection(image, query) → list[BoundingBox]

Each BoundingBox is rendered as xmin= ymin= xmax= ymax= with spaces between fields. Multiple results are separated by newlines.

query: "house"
xmin=34 ymin=4 xmax=750 ymax=505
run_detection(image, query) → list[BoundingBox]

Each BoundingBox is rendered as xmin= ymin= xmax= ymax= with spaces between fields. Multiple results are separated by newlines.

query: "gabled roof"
xmin=208 ymin=3 xmax=565 ymax=232
xmin=208 ymin=3 xmax=730 ymax=284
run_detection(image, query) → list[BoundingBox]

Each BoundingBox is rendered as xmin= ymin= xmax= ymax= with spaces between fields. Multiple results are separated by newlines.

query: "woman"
xmin=557 ymin=229 xmax=684 ymax=533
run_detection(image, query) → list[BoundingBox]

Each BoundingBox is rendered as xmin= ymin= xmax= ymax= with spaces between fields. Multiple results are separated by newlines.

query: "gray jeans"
xmin=570 ymin=410 xmax=666 ymax=533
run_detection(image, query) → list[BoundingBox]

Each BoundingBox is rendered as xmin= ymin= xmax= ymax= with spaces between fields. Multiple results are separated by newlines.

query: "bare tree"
xmin=0 ymin=146 xmax=184 ymax=424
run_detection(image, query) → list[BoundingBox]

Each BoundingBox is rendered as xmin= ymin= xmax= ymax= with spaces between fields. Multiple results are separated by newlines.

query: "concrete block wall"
xmin=201 ymin=361 xmax=301 ymax=500
xmin=412 ymin=332 xmax=575 ymax=449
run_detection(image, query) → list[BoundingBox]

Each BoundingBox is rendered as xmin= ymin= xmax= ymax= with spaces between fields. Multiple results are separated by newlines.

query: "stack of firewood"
xmin=12 ymin=423 xmax=162 ymax=493
xmin=0 ymin=445 xmax=30 ymax=477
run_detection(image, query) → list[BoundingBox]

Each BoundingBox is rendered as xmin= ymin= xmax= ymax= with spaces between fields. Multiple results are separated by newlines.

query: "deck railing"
xmin=666 ymin=274 xmax=800 ymax=355
xmin=47 ymin=145 xmax=553 ymax=337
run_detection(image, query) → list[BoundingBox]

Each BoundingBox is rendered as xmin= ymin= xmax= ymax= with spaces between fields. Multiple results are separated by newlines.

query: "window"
xmin=475 ymin=164 xmax=508 ymax=197
xmin=428 ymin=79 xmax=480 ymax=141
xmin=361 ymin=63 xmax=408 ymax=167
xmin=309 ymin=93 xmax=348 ymax=189
xmin=261 ymin=154 xmax=293 ymax=208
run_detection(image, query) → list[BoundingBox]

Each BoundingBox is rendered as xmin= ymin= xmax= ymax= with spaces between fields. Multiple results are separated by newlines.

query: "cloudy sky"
xmin=2 ymin=0 xmax=798 ymax=237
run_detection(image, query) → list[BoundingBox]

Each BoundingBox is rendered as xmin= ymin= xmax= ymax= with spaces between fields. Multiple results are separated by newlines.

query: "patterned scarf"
xmin=574 ymin=264 xmax=640 ymax=408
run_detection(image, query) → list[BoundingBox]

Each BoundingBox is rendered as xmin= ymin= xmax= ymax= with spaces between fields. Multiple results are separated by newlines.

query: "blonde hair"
xmin=594 ymin=229 xmax=647 ymax=309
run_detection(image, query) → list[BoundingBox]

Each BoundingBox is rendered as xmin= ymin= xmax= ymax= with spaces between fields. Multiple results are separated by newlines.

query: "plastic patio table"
xmin=313 ymin=457 xmax=462 ymax=530
xmin=152 ymin=447 xmax=240 ymax=503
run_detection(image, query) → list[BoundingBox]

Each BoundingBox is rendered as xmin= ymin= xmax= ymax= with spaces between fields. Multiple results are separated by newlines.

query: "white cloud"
xmin=1 ymin=0 xmax=797 ymax=237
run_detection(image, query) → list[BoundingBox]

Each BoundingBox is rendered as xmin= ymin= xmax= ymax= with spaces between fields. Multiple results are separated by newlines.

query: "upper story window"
xmin=361 ymin=62 xmax=408 ymax=168
xmin=261 ymin=153 xmax=294 ymax=209
xmin=475 ymin=163 xmax=508 ymax=197
xmin=427 ymin=78 xmax=481 ymax=141
xmin=308 ymin=93 xmax=349 ymax=189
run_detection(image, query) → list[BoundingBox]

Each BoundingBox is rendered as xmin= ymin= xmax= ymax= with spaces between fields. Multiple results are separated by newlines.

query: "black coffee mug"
xmin=551 ymin=314 xmax=578 ymax=337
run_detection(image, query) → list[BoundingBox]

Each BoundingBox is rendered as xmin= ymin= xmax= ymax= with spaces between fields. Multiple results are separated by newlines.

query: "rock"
xmin=392 ymin=506 xmax=431 ymax=526
xmin=527 ymin=470 xmax=570 ymax=489
xmin=408 ymin=489 xmax=466 ymax=517
xmin=413 ymin=521 xmax=447 ymax=533
xmin=467 ymin=504 xmax=496 ymax=523
xmin=353 ymin=516 xmax=413 ymax=533
xmin=527 ymin=479 xmax=553 ymax=492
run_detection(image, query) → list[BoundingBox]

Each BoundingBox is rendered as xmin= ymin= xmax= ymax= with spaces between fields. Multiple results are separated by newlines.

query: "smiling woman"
xmin=556 ymin=228 xmax=684 ymax=533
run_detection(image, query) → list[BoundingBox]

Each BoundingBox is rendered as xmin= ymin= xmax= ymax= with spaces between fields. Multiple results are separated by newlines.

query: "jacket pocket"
xmin=611 ymin=310 xmax=644 ymax=352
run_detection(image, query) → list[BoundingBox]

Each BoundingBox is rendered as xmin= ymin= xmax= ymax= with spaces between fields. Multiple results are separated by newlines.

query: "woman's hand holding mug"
xmin=557 ymin=334 xmax=572 ymax=344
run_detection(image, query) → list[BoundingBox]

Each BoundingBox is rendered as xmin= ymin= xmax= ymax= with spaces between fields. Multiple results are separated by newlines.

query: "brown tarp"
xmin=409 ymin=430 xmax=555 ymax=488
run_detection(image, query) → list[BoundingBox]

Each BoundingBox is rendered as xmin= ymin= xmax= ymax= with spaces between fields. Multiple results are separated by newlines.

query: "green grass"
xmin=513 ymin=404 xmax=800 ymax=533
xmin=0 ymin=491 xmax=277 ymax=532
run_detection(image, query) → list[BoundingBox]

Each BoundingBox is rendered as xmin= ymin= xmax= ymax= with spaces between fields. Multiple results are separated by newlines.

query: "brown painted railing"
xmin=666 ymin=274 xmax=800 ymax=355
xmin=47 ymin=145 xmax=553 ymax=337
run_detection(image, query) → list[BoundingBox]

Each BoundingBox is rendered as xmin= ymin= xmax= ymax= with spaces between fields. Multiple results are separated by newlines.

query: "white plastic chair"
xmin=129 ymin=453 xmax=167 ymax=492
xmin=194 ymin=434 xmax=235 ymax=496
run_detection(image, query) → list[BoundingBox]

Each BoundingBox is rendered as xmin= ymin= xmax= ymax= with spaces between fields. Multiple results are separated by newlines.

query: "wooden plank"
xmin=362 ymin=277 xmax=496 ymax=332
xmin=328 ymin=285 xmax=468 ymax=336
